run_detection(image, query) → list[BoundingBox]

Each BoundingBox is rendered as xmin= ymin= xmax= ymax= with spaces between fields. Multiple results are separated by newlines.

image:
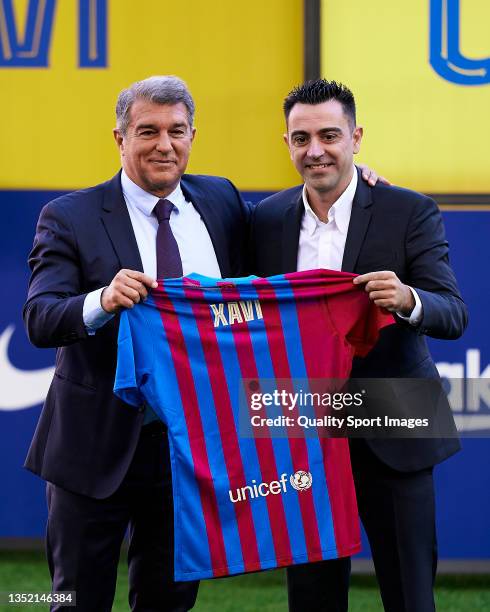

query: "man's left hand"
xmin=353 ymin=271 xmax=414 ymax=315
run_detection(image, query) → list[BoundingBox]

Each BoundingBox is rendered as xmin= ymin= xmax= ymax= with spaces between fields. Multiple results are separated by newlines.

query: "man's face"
xmin=114 ymin=99 xmax=195 ymax=197
xmin=285 ymin=100 xmax=363 ymax=196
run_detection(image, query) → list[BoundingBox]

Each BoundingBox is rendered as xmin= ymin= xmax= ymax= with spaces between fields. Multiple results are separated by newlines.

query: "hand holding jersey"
xmin=101 ymin=269 xmax=158 ymax=313
xmin=114 ymin=270 xmax=394 ymax=580
xmin=354 ymin=271 xmax=416 ymax=315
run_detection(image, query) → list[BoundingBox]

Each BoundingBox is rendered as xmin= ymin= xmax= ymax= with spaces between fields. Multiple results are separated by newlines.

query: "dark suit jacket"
xmin=251 ymin=168 xmax=468 ymax=471
xmin=23 ymin=172 xmax=250 ymax=498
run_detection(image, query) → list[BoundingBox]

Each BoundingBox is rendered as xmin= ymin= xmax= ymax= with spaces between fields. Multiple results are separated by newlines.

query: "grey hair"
xmin=115 ymin=75 xmax=195 ymax=135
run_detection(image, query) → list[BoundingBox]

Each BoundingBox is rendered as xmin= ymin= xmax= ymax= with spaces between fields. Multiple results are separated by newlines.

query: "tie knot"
xmin=154 ymin=199 xmax=174 ymax=223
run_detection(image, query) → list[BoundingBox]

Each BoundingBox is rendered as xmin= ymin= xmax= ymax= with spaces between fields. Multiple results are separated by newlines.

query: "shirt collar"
xmin=121 ymin=170 xmax=186 ymax=217
xmin=302 ymin=165 xmax=358 ymax=236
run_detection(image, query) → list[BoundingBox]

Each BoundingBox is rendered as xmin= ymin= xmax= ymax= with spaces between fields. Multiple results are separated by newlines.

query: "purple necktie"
xmin=154 ymin=199 xmax=183 ymax=279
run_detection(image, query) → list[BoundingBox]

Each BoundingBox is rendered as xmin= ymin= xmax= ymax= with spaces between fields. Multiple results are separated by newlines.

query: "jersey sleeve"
xmin=114 ymin=306 xmax=155 ymax=407
xmin=326 ymin=282 xmax=395 ymax=357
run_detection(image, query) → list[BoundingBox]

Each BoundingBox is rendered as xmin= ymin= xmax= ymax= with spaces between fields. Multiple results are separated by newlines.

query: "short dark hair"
xmin=283 ymin=79 xmax=356 ymax=129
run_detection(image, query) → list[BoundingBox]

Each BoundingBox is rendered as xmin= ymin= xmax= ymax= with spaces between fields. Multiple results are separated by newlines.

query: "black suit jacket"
xmin=251 ymin=169 xmax=467 ymax=471
xmin=23 ymin=172 xmax=250 ymax=498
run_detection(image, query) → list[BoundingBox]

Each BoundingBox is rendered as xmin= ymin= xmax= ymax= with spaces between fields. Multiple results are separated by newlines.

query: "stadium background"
xmin=1 ymin=0 xmax=489 ymax=608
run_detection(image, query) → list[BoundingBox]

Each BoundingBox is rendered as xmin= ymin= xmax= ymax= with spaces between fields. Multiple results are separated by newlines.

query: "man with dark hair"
xmin=23 ymin=75 xmax=249 ymax=612
xmin=251 ymin=78 xmax=467 ymax=612
xmin=283 ymin=79 xmax=357 ymax=129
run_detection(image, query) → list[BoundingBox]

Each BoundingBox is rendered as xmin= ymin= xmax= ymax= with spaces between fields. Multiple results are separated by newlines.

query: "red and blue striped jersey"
xmin=114 ymin=269 xmax=393 ymax=581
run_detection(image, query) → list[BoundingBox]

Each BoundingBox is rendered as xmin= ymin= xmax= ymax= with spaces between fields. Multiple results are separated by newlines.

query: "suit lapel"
xmin=100 ymin=172 xmax=144 ymax=272
xmin=181 ymin=177 xmax=231 ymax=278
xmin=341 ymin=170 xmax=373 ymax=273
xmin=281 ymin=189 xmax=304 ymax=273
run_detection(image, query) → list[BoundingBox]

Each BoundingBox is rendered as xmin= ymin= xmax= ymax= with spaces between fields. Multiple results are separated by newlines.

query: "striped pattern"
xmin=115 ymin=269 xmax=393 ymax=580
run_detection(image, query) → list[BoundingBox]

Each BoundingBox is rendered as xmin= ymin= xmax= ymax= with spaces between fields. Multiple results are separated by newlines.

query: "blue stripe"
xmin=142 ymin=295 xmax=213 ymax=577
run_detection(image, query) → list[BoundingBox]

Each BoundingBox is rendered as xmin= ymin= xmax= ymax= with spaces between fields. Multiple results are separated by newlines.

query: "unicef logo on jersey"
xmin=228 ymin=470 xmax=313 ymax=503
xmin=290 ymin=471 xmax=313 ymax=492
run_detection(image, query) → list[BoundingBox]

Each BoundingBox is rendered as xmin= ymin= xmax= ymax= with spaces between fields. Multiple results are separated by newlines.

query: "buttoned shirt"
xmin=297 ymin=167 xmax=422 ymax=324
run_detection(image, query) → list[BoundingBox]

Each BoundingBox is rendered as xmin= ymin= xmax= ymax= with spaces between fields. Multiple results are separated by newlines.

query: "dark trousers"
xmin=287 ymin=439 xmax=437 ymax=612
xmin=46 ymin=422 xmax=199 ymax=612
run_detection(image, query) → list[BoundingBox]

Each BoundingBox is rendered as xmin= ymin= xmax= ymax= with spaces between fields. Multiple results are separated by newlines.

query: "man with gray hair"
xmin=23 ymin=75 xmax=249 ymax=611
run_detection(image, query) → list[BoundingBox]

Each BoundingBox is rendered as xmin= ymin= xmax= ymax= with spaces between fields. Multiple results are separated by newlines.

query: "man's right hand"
xmin=101 ymin=270 xmax=158 ymax=313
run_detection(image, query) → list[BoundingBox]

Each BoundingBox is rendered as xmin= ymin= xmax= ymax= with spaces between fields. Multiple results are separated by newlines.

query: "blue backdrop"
xmin=1 ymin=189 xmax=489 ymax=559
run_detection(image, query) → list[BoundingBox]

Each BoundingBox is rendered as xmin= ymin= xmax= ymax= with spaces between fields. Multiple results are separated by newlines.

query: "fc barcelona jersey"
xmin=114 ymin=269 xmax=393 ymax=581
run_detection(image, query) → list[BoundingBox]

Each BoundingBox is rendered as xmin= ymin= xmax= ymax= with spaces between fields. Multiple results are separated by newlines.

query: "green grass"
xmin=0 ymin=551 xmax=488 ymax=611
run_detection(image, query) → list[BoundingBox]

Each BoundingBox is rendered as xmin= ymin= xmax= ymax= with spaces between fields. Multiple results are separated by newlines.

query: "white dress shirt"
xmin=83 ymin=171 xmax=221 ymax=333
xmin=297 ymin=166 xmax=358 ymax=272
xmin=297 ymin=166 xmax=422 ymax=324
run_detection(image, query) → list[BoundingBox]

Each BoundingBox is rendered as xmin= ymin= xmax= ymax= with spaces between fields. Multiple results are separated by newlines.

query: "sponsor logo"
xmin=289 ymin=470 xmax=313 ymax=492
xmin=0 ymin=325 xmax=54 ymax=411
xmin=229 ymin=470 xmax=312 ymax=503
xmin=430 ymin=0 xmax=490 ymax=85
xmin=437 ymin=349 xmax=490 ymax=431
xmin=0 ymin=0 xmax=107 ymax=68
